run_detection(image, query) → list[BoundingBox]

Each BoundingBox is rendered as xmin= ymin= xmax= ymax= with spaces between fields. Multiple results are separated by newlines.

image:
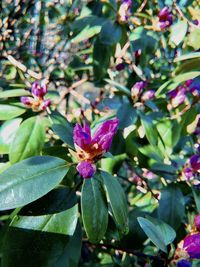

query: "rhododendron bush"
xmin=0 ymin=0 xmax=200 ymax=266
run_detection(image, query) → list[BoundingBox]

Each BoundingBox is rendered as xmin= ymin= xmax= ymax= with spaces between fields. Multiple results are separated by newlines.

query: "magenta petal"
xmin=73 ymin=123 xmax=92 ymax=149
xmin=92 ymin=118 xmax=119 ymax=152
xmin=20 ymin=96 xmax=32 ymax=106
xmin=76 ymin=161 xmax=95 ymax=179
xmin=190 ymin=155 xmax=200 ymax=171
xmin=183 ymin=233 xmax=200 ymax=259
xmin=41 ymin=99 xmax=51 ymax=110
xmin=31 ymin=82 xmax=47 ymax=98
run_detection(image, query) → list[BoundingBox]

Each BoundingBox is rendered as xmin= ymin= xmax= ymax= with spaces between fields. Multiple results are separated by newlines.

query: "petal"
xmin=183 ymin=233 xmax=200 ymax=259
xmin=76 ymin=161 xmax=95 ymax=179
xmin=177 ymin=259 xmax=191 ymax=267
xmin=92 ymin=118 xmax=119 ymax=152
xmin=73 ymin=123 xmax=92 ymax=149
xmin=20 ymin=96 xmax=33 ymax=106
xmin=190 ymin=155 xmax=200 ymax=171
xmin=194 ymin=214 xmax=200 ymax=231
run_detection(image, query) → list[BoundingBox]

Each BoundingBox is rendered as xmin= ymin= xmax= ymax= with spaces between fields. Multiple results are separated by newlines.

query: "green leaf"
xmin=139 ymin=113 xmax=158 ymax=146
xmin=93 ymin=38 xmax=112 ymax=81
xmin=10 ymin=205 xmax=78 ymax=236
xmin=170 ymin=20 xmax=187 ymax=46
xmin=174 ymin=52 xmax=200 ymax=62
xmin=51 ymin=111 xmax=74 ymax=149
xmin=105 ymin=79 xmax=131 ymax=96
xmin=0 ymin=104 xmax=26 ymax=120
xmin=81 ymin=176 xmax=108 ymax=243
xmin=0 ymin=118 xmax=22 ymax=154
xmin=101 ymin=171 xmax=128 ymax=234
xmin=9 ymin=116 xmax=46 ymax=164
xmin=0 ymin=89 xmax=30 ymax=98
xmin=175 ymin=58 xmax=200 ymax=75
xmin=117 ymin=102 xmax=137 ymax=129
xmin=137 ymin=216 xmax=176 ymax=253
xmin=157 ymin=184 xmax=185 ymax=229
xmin=0 ymin=156 xmax=69 ymax=210
xmin=100 ymin=21 xmax=122 ymax=45
xmin=2 ymin=223 xmax=82 ymax=267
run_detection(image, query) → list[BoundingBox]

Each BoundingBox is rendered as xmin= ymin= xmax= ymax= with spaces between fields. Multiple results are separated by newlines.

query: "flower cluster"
xmin=168 ymin=79 xmax=199 ymax=108
xmin=182 ymin=154 xmax=200 ymax=180
xmin=158 ymin=7 xmax=173 ymax=30
xmin=175 ymin=215 xmax=200 ymax=267
xmin=21 ymin=82 xmax=51 ymax=112
xmin=131 ymin=81 xmax=155 ymax=103
xmin=118 ymin=0 xmax=132 ymax=23
xmin=73 ymin=119 xmax=119 ymax=178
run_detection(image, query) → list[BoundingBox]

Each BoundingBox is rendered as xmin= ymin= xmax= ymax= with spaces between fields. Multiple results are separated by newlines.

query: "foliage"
xmin=0 ymin=0 xmax=200 ymax=267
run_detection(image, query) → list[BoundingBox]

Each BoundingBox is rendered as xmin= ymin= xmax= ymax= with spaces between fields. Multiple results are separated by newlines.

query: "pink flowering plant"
xmin=0 ymin=1 xmax=200 ymax=267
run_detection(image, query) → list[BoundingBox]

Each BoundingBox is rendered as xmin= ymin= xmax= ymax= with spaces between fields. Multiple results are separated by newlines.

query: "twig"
xmin=137 ymin=0 xmax=147 ymax=13
xmin=6 ymin=55 xmax=42 ymax=80
xmin=83 ymin=240 xmax=166 ymax=265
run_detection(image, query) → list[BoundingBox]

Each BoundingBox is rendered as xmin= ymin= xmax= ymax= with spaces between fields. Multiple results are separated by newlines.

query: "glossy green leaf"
xmin=51 ymin=111 xmax=74 ymax=148
xmin=10 ymin=204 xmax=78 ymax=236
xmin=0 ymin=89 xmax=30 ymax=98
xmin=157 ymin=184 xmax=185 ymax=229
xmin=9 ymin=116 xmax=46 ymax=164
xmin=174 ymin=52 xmax=200 ymax=62
xmin=0 ymin=104 xmax=26 ymax=120
xmin=137 ymin=216 xmax=176 ymax=253
xmin=0 ymin=118 xmax=22 ymax=154
xmin=117 ymin=102 xmax=137 ymax=129
xmin=101 ymin=171 xmax=128 ymax=234
xmin=0 ymin=156 xmax=69 ymax=210
xmin=2 ymin=223 xmax=82 ymax=267
xmin=139 ymin=113 xmax=158 ymax=146
xmin=81 ymin=176 xmax=108 ymax=243
xmin=193 ymin=186 xmax=200 ymax=213
xmin=100 ymin=21 xmax=122 ymax=45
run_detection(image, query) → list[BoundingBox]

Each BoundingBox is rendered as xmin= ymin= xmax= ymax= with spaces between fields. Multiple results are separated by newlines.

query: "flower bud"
xmin=131 ymin=81 xmax=147 ymax=102
xmin=141 ymin=90 xmax=155 ymax=102
xmin=76 ymin=161 xmax=96 ymax=179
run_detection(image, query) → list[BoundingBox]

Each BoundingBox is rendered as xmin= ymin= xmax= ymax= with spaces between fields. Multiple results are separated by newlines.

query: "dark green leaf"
xmin=9 ymin=116 xmax=46 ymax=164
xmin=101 ymin=171 xmax=128 ymax=234
xmin=10 ymin=204 xmax=78 ymax=236
xmin=157 ymin=184 xmax=185 ymax=229
xmin=100 ymin=21 xmax=122 ymax=45
xmin=81 ymin=176 xmax=108 ymax=243
xmin=137 ymin=216 xmax=176 ymax=253
xmin=0 ymin=156 xmax=69 ymax=210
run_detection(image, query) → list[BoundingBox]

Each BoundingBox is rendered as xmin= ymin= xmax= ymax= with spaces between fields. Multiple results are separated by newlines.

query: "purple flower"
xmin=141 ymin=90 xmax=155 ymax=102
xmin=20 ymin=82 xmax=51 ymax=112
xmin=73 ymin=119 xmax=119 ymax=178
xmin=193 ymin=20 xmax=199 ymax=26
xmin=131 ymin=81 xmax=147 ymax=102
xmin=194 ymin=214 xmax=200 ymax=231
xmin=177 ymin=259 xmax=191 ymax=267
xmin=158 ymin=7 xmax=173 ymax=29
xmin=31 ymin=82 xmax=47 ymax=98
xmin=183 ymin=167 xmax=194 ymax=180
xmin=76 ymin=161 xmax=95 ymax=179
xmin=183 ymin=233 xmax=200 ymax=259
xmin=168 ymin=87 xmax=186 ymax=108
xmin=190 ymin=155 xmax=200 ymax=172
xmin=20 ymin=96 xmax=32 ymax=106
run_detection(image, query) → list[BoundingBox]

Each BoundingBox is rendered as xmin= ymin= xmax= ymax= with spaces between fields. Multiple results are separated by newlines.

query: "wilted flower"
xmin=141 ymin=90 xmax=155 ymax=102
xmin=194 ymin=214 xmax=200 ymax=231
xmin=168 ymin=86 xmax=186 ymax=108
xmin=118 ymin=0 xmax=132 ymax=23
xmin=73 ymin=118 xmax=119 ymax=178
xmin=131 ymin=81 xmax=147 ymax=102
xmin=20 ymin=82 xmax=51 ymax=112
xmin=158 ymin=7 xmax=173 ymax=29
